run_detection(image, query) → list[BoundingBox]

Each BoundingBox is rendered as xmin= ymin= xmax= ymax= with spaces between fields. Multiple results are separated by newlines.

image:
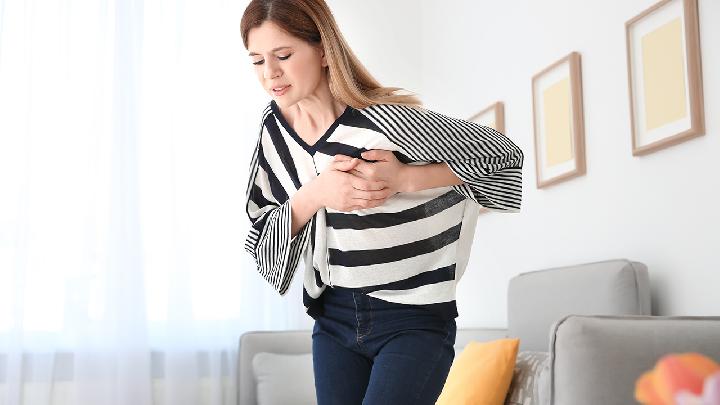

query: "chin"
xmin=273 ymin=97 xmax=298 ymax=108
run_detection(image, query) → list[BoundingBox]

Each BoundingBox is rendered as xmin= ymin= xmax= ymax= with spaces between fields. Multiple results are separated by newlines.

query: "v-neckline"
xmin=270 ymin=99 xmax=351 ymax=155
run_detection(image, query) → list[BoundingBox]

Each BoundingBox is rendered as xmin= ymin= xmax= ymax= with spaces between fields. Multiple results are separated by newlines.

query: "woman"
xmin=240 ymin=1 xmax=524 ymax=404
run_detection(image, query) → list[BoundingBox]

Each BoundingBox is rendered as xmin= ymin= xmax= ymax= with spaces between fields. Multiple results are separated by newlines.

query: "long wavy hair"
xmin=240 ymin=0 xmax=423 ymax=109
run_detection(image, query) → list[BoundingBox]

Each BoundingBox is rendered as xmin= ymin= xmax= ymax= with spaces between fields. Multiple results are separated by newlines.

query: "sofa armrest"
xmin=549 ymin=315 xmax=720 ymax=405
xmin=238 ymin=330 xmax=312 ymax=405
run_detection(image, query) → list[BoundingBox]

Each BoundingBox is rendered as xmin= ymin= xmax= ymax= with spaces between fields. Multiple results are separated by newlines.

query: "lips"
xmin=271 ymin=85 xmax=291 ymax=96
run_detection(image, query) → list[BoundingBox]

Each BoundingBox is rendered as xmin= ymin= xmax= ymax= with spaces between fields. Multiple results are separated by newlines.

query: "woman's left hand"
xmin=333 ymin=149 xmax=410 ymax=195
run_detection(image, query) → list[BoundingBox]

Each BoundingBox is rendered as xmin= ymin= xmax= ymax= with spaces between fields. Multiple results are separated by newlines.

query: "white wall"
xmin=326 ymin=0 xmax=424 ymax=97
xmin=419 ymin=0 xmax=720 ymax=327
xmin=327 ymin=0 xmax=720 ymax=328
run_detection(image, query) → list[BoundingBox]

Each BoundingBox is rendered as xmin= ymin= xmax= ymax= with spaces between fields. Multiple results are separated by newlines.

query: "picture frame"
xmin=625 ymin=0 xmax=704 ymax=156
xmin=468 ymin=101 xmax=505 ymax=134
xmin=468 ymin=101 xmax=505 ymax=215
xmin=531 ymin=51 xmax=586 ymax=189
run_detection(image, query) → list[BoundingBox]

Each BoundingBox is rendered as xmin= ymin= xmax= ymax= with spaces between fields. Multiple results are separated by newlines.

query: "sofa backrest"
xmin=507 ymin=258 xmax=651 ymax=351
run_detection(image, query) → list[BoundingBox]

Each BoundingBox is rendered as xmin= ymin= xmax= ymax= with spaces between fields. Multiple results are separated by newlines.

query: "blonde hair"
xmin=240 ymin=0 xmax=423 ymax=109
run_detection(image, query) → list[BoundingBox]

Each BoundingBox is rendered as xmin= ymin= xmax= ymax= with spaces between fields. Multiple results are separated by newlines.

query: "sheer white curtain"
xmin=0 ymin=0 xmax=311 ymax=404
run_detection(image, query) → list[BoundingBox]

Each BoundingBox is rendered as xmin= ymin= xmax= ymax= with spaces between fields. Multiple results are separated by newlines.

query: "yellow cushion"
xmin=436 ymin=338 xmax=520 ymax=405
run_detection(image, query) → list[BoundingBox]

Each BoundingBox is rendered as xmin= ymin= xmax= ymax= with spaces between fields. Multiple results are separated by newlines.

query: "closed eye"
xmin=252 ymin=54 xmax=292 ymax=65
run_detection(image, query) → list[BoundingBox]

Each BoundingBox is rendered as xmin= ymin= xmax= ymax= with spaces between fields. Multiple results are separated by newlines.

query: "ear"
xmin=319 ymin=45 xmax=328 ymax=68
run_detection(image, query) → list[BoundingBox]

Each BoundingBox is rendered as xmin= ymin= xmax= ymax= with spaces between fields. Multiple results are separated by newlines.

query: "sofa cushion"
xmin=504 ymin=351 xmax=550 ymax=405
xmin=252 ymin=352 xmax=316 ymax=405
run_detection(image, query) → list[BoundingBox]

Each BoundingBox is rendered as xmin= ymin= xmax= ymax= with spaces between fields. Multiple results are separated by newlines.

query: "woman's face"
xmin=247 ymin=20 xmax=327 ymax=108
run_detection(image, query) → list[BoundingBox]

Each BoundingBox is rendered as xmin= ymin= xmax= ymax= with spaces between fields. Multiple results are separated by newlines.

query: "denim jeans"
xmin=312 ymin=286 xmax=457 ymax=405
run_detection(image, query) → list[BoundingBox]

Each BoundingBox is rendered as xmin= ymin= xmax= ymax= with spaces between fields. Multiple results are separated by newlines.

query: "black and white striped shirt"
xmin=245 ymin=99 xmax=523 ymax=320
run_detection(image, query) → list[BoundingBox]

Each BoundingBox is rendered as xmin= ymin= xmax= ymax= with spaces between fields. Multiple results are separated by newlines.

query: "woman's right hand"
xmin=311 ymin=158 xmax=393 ymax=212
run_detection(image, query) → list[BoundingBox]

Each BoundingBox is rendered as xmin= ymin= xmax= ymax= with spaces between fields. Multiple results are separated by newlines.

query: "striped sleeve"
xmin=360 ymin=103 xmax=524 ymax=212
xmin=244 ymin=110 xmax=313 ymax=295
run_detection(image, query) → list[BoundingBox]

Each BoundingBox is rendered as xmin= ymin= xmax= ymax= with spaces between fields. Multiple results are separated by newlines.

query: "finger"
xmin=353 ymin=189 xmax=391 ymax=200
xmin=347 ymin=169 xmax=367 ymax=179
xmin=350 ymin=161 xmax=380 ymax=179
xmin=333 ymin=154 xmax=353 ymax=162
xmin=348 ymin=160 xmax=368 ymax=175
xmin=350 ymin=197 xmax=387 ymax=210
xmin=334 ymin=158 xmax=360 ymax=171
xmin=351 ymin=178 xmax=385 ymax=191
xmin=360 ymin=149 xmax=391 ymax=162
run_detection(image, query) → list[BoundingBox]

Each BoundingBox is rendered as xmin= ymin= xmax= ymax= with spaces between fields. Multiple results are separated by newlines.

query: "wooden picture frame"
xmin=468 ymin=102 xmax=505 ymax=215
xmin=625 ymin=0 xmax=704 ymax=156
xmin=531 ymin=51 xmax=586 ymax=189
xmin=468 ymin=101 xmax=505 ymax=134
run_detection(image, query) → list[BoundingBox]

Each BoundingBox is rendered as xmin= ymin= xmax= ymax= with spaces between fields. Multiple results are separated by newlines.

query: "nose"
xmin=263 ymin=60 xmax=281 ymax=80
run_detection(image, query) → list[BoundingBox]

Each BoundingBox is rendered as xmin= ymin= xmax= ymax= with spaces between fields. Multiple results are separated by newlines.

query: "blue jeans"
xmin=312 ymin=286 xmax=457 ymax=405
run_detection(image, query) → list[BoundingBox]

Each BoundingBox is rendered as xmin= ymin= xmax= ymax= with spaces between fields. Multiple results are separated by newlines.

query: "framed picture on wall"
xmin=625 ymin=0 xmax=704 ymax=156
xmin=468 ymin=101 xmax=505 ymax=134
xmin=531 ymin=51 xmax=586 ymax=189
xmin=468 ymin=102 xmax=505 ymax=215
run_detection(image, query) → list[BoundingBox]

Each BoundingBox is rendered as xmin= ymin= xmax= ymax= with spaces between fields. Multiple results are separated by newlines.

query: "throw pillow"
xmin=252 ymin=352 xmax=316 ymax=405
xmin=436 ymin=338 xmax=520 ymax=405
xmin=504 ymin=351 xmax=550 ymax=405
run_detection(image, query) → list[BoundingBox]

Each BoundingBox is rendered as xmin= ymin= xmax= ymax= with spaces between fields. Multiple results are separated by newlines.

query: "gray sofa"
xmin=238 ymin=259 xmax=720 ymax=405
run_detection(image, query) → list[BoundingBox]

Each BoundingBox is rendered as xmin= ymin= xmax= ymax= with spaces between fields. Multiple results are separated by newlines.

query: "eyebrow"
xmin=248 ymin=46 xmax=292 ymax=56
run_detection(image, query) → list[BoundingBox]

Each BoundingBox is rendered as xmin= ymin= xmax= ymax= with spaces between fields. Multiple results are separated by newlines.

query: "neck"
xmin=281 ymin=75 xmax=347 ymax=130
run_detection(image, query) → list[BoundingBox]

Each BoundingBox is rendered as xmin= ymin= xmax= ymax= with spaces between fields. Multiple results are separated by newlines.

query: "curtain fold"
xmin=0 ymin=0 xmax=312 ymax=404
